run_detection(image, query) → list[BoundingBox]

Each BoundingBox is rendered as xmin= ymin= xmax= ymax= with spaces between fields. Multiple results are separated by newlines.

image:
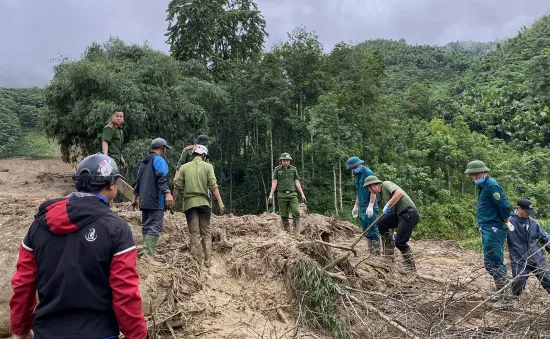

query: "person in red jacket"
xmin=9 ymin=153 xmax=147 ymax=339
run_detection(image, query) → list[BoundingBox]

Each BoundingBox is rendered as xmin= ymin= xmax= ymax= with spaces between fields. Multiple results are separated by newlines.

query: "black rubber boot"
xmin=402 ymin=249 xmax=416 ymax=271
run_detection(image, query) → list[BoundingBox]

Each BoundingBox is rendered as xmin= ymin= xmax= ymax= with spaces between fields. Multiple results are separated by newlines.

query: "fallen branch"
xmin=324 ymin=209 xmax=390 ymax=270
xmin=277 ymin=308 xmax=289 ymax=324
xmin=326 ymin=271 xmax=348 ymax=281
xmin=347 ymin=294 xmax=420 ymax=339
xmin=314 ymin=240 xmax=357 ymax=256
xmin=147 ymin=311 xmax=181 ymax=330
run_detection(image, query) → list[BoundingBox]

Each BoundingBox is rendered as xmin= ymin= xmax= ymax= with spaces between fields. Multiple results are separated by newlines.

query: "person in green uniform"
xmin=268 ymin=153 xmax=307 ymax=232
xmin=363 ymin=175 xmax=419 ymax=271
xmin=174 ymin=135 xmax=210 ymax=182
xmin=101 ymin=108 xmax=125 ymax=169
xmin=172 ymin=145 xmax=224 ymax=268
xmin=465 ymin=160 xmax=513 ymax=298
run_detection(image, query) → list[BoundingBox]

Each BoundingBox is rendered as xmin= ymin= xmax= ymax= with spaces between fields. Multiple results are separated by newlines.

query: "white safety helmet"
xmin=193 ymin=144 xmax=208 ymax=155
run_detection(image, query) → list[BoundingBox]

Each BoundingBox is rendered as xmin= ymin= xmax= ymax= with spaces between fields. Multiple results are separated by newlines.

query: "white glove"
xmin=506 ymin=222 xmax=515 ymax=232
xmin=367 ymin=203 xmax=374 ymax=218
xmin=352 ymin=204 xmax=359 ymax=218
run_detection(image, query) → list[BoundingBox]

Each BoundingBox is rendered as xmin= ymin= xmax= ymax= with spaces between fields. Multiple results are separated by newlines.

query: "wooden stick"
xmin=277 ymin=308 xmax=289 ymax=324
xmin=314 ymin=240 xmax=357 ymax=256
xmin=324 ymin=211 xmax=388 ymax=270
xmin=347 ymin=294 xmax=420 ymax=339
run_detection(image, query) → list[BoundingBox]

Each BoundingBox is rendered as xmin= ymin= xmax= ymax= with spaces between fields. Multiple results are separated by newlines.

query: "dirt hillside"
xmin=1 ymin=158 xmax=549 ymax=338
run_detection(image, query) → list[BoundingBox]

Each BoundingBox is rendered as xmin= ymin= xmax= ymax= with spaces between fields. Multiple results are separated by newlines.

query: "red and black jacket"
xmin=10 ymin=192 xmax=147 ymax=339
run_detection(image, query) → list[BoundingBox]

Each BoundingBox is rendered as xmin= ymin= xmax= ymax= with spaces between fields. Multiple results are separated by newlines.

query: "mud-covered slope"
xmin=1 ymin=158 xmax=550 ymax=339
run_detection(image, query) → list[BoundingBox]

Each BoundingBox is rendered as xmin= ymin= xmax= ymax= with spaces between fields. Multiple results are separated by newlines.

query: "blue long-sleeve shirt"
xmin=476 ymin=176 xmax=511 ymax=226
xmin=134 ymin=152 xmax=170 ymax=210
xmin=354 ymin=166 xmax=378 ymax=209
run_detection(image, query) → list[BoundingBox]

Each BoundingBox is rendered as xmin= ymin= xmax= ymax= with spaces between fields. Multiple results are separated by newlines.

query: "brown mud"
xmin=1 ymin=158 xmax=549 ymax=338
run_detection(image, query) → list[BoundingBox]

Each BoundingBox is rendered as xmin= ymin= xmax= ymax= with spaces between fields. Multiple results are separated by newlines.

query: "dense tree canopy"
xmin=2 ymin=8 xmax=550 ymax=241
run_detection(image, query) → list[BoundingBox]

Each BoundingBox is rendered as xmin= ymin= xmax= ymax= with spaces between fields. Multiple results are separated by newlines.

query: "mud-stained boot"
xmin=491 ymin=276 xmax=516 ymax=307
xmin=281 ymin=217 xmax=290 ymax=232
xmin=203 ymin=239 xmax=213 ymax=268
xmin=402 ymin=249 xmax=416 ymax=272
xmin=370 ymin=239 xmax=381 ymax=256
xmin=293 ymin=215 xmax=301 ymax=235
xmin=190 ymin=244 xmax=204 ymax=267
xmin=382 ymin=237 xmax=395 ymax=257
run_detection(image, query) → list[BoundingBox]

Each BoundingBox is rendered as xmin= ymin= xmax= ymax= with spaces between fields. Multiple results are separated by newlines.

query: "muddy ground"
xmin=1 ymin=158 xmax=549 ymax=338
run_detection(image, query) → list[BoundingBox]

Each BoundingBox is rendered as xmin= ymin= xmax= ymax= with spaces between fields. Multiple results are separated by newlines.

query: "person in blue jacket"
xmin=346 ymin=156 xmax=380 ymax=255
xmin=507 ymin=198 xmax=550 ymax=296
xmin=465 ymin=160 xmax=513 ymax=294
xmin=133 ymin=138 xmax=173 ymax=258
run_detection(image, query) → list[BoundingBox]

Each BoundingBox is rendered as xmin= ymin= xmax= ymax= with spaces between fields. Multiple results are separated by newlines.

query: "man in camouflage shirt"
xmin=268 ymin=153 xmax=307 ymax=232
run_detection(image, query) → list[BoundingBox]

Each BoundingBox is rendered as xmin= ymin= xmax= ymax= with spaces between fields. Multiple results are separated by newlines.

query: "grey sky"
xmin=0 ymin=0 xmax=548 ymax=87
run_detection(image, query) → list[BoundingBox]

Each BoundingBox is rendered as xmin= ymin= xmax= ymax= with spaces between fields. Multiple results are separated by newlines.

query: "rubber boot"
xmin=143 ymin=235 xmax=159 ymax=257
xmin=190 ymin=244 xmax=204 ymax=267
xmin=281 ymin=217 xmax=290 ymax=231
xmin=293 ymin=215 xmax=301 ymax=235
xmin=203 ymin=238 xmax=213 ymax=268
xmin=492 ymin=276 xmax=516 ymax=307
xmin=370 ymin=239 xmax=381 ymax=256
xmin=402 ymin=249 xmax=416 ymax=271
xmin=383 ymin=236 xmax=395 ymax=257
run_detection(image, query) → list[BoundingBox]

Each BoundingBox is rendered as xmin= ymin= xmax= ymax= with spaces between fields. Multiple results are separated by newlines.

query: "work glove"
xmin=352 ymin=204 xmax=359 ymax=218
xmin=367 ymin=203 xmax=374 ymax=218
xmin=382 ymin=203 xmax=392 ymax=216
xmin=506 ymin=221 xmax=515 ymax=232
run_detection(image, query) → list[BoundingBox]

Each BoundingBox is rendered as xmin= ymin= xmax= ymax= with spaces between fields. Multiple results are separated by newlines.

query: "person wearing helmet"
xmin=507 ymin=198 xmax=550 ymax=297
xmin=268 ymin=153 xmax=307 ymax=232
xmin=133 ymin=138 xmax=173 ymax=258
xmin=346 ymin=156 xmax=380 ymax=255
xmin=101 ymin=108 xmax=126 ymax=169
xmin=173 ymin=144 xmax=225 ymax=268
xmin=363 ymin=175 xmax=418 ymax=271
xmin=9 ymin=154 xmax=146 ymax=339
xmin=174 ymin=134 xmax=210 ymax=182
xmin=465 ymin=160 xmax=513 ymax=297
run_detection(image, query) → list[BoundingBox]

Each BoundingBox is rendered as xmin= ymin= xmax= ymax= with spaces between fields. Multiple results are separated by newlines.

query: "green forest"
xmin=1 ymin=1 xmax=549 ymax=245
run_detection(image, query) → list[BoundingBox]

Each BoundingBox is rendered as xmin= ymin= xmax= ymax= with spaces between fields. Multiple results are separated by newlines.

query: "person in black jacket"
xmin=9 ymin=153 xmax=147 ymax=339
xmin=507 ymin=198 xmax=550 ymax=296
xmin=133 ymin=138 xmax=173 ymax=257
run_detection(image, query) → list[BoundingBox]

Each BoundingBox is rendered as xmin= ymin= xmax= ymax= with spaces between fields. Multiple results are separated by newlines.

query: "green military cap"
xmin=363 ymin=175 xmax=382 ymax=187
xmin=280 ymin=153 xmax=293 ymax=160
xmin=464 ymin=160 xmax=490 ymax=174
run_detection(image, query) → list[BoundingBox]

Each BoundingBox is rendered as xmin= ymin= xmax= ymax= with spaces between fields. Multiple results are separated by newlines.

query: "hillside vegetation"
xmin=2 ymin=10 xmax=550 ymax=242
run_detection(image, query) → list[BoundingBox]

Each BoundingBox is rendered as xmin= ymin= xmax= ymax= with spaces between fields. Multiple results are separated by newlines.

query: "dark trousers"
xmin=377 ymin=209 xmax=419 ymax=253
xmin=511 ymin=258 xmax=550 ymax=295
xmin=142 ymin=209 xmax=164 ymax=236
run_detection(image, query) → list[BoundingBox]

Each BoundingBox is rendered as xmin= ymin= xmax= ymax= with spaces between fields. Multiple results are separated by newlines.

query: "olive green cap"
xmin=464 ymin=160 xmax=490 ymax=174
xmin=280 ymin=153 xmax=293 ymax=160
xmin=363 ymin=175 xmax=382 ymax=187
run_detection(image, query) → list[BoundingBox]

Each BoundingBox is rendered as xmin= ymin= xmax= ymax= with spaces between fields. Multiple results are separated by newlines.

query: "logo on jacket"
xmin=493 ymin=192 xmax=500 ymax=200
xmin=97 ymin=159 xmax=113 ymax=176
xmin=492 ymin=227 xmax=498 ymax=233
xmin=85 ymin=228 xmax=97 ymax=242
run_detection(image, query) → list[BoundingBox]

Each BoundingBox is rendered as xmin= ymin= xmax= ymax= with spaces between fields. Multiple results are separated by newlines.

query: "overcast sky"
xmin=0 ymin=0 xmax=548 ymax=87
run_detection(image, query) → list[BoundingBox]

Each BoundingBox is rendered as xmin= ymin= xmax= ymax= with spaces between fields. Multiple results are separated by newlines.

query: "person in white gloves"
xmin=346 ymin=156 xmax=380 ymax=255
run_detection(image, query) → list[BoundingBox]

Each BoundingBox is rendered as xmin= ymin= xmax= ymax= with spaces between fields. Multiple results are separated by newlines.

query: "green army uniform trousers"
xmin=278 ymin=194 xmax=300 ymax=230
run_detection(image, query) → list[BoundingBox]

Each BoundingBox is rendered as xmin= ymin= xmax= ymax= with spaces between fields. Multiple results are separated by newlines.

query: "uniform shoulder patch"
xmin=290 ymin=165 xmax=296 ymax=169
xmin=275 ymin=165 xmax=282 ymax=169
xmin=107 ymin=123 xmax=114 ymax=128
xmin=493 ymin=192 xmax=501 ymax=200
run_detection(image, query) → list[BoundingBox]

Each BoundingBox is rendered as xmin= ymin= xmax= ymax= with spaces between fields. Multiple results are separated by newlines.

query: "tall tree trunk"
xmin=230 ymin=153 xmax=233 ymax=213
xmin=300 ymin=93 xmax=304 ymax=172
xmin=333 ymin=165 xmax=338 ymax=216
xmin=339 ymin=160 xmax=343 ymax=211
xmin=270 ymin=125 xmax=275 ymax=213
xmin=310 ymin=133 xmax=314 ymax=178
xmin=447 ymin=166 xmax=451 ymax=195
xmin=461 ymin=174 xmax=465 ymax=194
